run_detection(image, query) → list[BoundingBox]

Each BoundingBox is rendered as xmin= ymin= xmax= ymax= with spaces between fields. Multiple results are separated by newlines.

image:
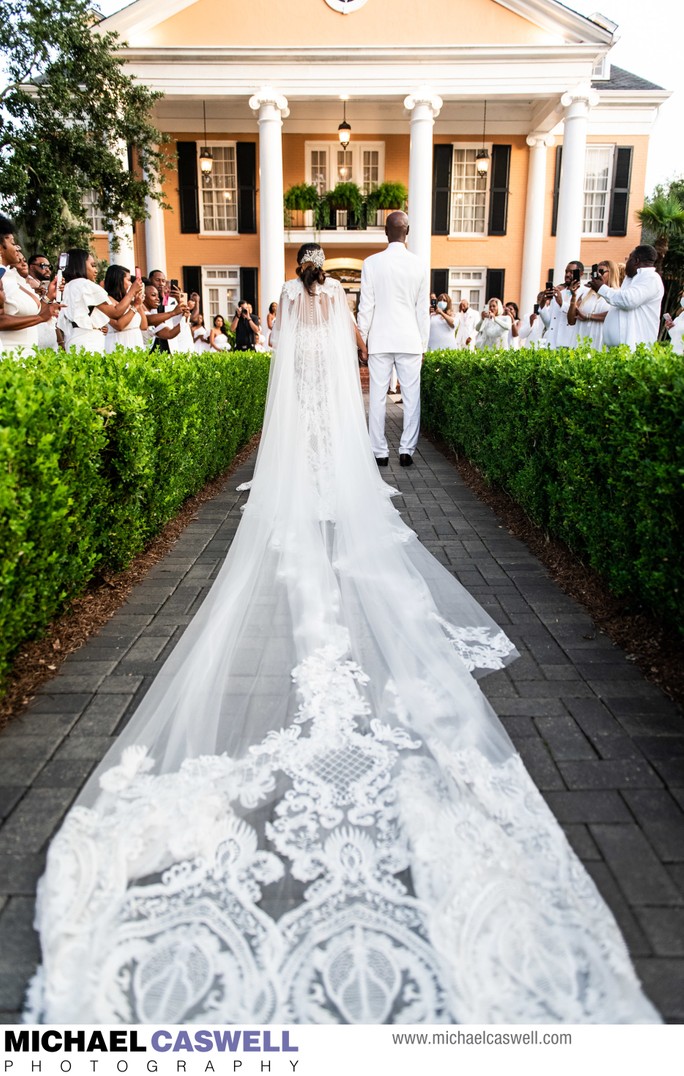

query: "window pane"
xmin=336 ymin=150 xmax=353 ymax=182
xmin=201 ymin=146 xmax=238 ymax=232
xmin=451 ymin=149 xmax=487 ymax=234
xmin=311 ymin=149 xmax=328 ymax=194
xmin=83 ymin=190 xmax=106 ymax=233
xmin=362 ymin=150 xmax=379 ymax=193
xmin=583 ymin=146 xmax=612 ymax=235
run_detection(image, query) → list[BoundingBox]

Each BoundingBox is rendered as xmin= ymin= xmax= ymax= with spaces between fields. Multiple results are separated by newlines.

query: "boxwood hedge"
xmin=422 ymin=343 xmax=684 ymax=633
xmin=0 ymin=346 xmax=270 ymax=684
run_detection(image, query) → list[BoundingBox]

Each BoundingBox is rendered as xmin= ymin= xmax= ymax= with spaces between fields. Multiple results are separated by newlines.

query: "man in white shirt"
xmin=454 ymin=300 xmax=479 ymax=350
xmin=539 ymin=261 xmax=588 ymax=348
xmin=357 ymin=212 xmax=430 ymax=467
xmin=588 ymin=245 xmax=664 ymax=348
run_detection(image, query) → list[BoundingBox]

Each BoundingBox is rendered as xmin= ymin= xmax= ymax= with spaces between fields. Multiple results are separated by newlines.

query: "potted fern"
xmin=322 ymin=181 xmax=365 ymax=230
xmin=283 ymin=183 xmax=320 ymax=229
xmin=365 ymin=181 xmax=408 ymax=227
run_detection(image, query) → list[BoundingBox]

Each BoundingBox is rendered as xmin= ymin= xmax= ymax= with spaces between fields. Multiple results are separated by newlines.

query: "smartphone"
xmin=572 ymin=268 xmax=581 ymax=282
xmin=56 ymin=251 xmax=69 ymax=302
xmin=545 ymin=280 xmax=554 ymax=291
xmin=180 ymin=291 xmax=188 ymax=307
xmin=533 ymin=303 xmax=539 ymax=315
xmin=170 ymin=278 xmax=179 ymax=290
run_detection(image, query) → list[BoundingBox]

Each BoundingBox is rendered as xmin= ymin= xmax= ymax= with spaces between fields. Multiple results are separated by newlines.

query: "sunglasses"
xmin=33 ymin=262 xmax=51 ymax=269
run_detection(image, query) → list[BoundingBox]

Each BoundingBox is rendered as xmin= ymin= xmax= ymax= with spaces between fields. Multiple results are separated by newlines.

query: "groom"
xmin=357 ymin=211 xmax=430 ymax=467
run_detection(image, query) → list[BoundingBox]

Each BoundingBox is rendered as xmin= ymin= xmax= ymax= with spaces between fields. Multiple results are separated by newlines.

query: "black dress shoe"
xmin=376 ymin=457 xmax=389 ymax=467
xmin=399 ymin=453 xmax=413 ymax=467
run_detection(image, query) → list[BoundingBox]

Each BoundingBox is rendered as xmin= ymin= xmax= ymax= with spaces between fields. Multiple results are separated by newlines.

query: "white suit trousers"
xmin=368 ymin=352 xmax=422 ymax=457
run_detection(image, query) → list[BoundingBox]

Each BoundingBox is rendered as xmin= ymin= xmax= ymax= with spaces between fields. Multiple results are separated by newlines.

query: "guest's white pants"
xmin=368 ymin=352 xmax=422 ymax=457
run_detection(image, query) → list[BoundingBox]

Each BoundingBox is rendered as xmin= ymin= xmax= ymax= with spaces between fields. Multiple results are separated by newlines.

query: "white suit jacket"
xmin=357 ymin=242 xmax=430 ymax=354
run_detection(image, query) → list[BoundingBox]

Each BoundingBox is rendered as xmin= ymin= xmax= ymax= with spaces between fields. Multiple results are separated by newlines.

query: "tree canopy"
xmin=640 ymin=178 xmax=684 ymax=322
xmin=0 ymin=0 xmax=168 ymax=254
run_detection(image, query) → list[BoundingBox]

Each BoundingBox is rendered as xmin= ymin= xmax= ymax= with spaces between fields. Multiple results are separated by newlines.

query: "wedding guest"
xmin=427 ymin=293 xmax=456 ymax=350
xmin=539 ymin=261 xmax=588 ymax=349
xmin=57 ymin=250 xmax=141 ymax=353
xmin=454 ymin=299 xmax=478 ymax=350
xmin=504 ymin=301 xmax=521 ymax=349
xmin=475 ymin=298 xmax=512 ymax=350
xmin=104 ymin=265 xmax=147 ymax=351
xmin=567 ymin=260 xmax=618 ymax=349
xmin=142 ymin=280 xmax=183 ymax=350
xmin=27 ymin=253 xmax=52 ymax=298
xmin=588 ymin=245 xmax=664 ymax=349
xmin=266 ymin=301 xmax=278 ymax=346
xmin=518 ymin=292 xmax=550 ymax=349
xmin=209 ymin=314 xmax=231 ymax=351
xmin=0 ymin=215 xmax=54 ymax=353
xmin=193 ymin=314 xmax=211 ymax=352
xmin=147 ymin=269 xmax=182 ymax=353
xmin=663 ymin=287 xmax=684 ymax=354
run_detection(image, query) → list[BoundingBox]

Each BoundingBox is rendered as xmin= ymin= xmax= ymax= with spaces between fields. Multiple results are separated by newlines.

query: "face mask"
xmin=437 ymin=301 xmax=447 ymax=311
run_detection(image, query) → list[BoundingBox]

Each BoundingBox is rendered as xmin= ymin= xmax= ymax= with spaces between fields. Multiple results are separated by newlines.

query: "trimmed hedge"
xmin=422 ymin=344 xmax=684 ymax=632
xmin=0 ymin=347 xmax=270 ymax=683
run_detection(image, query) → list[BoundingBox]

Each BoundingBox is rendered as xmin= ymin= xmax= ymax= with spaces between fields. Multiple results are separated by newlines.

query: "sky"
xmin=95 ymin=0 xmax=681 ymax=193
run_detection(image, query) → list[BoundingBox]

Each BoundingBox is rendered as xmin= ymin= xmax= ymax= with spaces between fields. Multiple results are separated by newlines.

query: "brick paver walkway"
xmin=1 ymin=401 xmax=682 ymax=1022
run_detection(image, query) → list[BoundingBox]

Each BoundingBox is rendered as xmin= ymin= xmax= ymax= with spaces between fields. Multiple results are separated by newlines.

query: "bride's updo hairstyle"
xmin=296 ymin=243 xmax=326 ymax=295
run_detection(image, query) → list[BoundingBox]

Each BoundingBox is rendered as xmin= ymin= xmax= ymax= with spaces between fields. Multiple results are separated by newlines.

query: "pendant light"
xmin=475 ymin=100 xmax=490 ymax=179
xmin=338 ymin=97 xmax=351 ymax=150
xmin=199 ymin=101 xmax=213 ymax=175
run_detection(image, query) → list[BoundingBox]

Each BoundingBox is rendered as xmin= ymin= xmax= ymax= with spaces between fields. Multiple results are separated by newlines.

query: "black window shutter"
xmin=431 ymin=269 xmax=449 ymax=295
xmin=240 ymin=267 xmax=258 ymax=312
xmin=432 ymin=144 xmax=452 ymax=235
xmin=486 ymin=269 xmax=505 ymax=300
xmin=182 ymin=266 xmax=202 ymax=300
xmin=177 ymin=142 xmax=200 ymax=234
xmin=608 ymin=147 xmax=633 ymax=237
xmin=236 ymin=142 xmax=257 ymax=234
xmin=487 ymin=145 xmax=511 ymax=236
xmin=551 ymin=145 xmax=563 ymax=237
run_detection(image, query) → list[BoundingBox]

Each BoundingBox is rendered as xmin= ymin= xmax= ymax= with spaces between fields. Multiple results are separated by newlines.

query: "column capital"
xmin=249 ymin=87 xmax=290 ymax=118
xmin=526 ymin=132 xmax=555 ymax=149
xmin=560 ymin=83 xmax=600 ymax=111
xmin=403 ymin=87 xmax=442 ymax=118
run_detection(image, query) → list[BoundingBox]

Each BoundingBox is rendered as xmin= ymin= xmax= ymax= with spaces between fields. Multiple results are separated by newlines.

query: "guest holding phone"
xmin=538 ymin=261 xmax=588 ymax=349
xmin=58 ymin=249 xmax=141 ymax=353
xmin=104 ymin=265 xmax=147 ymax=351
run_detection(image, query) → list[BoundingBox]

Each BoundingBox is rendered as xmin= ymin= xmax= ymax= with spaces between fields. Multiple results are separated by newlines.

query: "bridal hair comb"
xmin=299 ymin=247 xmax=325 ymax=269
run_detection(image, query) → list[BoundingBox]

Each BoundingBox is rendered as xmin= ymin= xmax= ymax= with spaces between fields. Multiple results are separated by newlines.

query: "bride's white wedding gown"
xmin=26 ymin=277 xmax=658 ymax=1024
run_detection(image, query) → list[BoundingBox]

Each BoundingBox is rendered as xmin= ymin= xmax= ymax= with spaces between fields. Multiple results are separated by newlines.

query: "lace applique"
xmin=28 ymin=639 xmax=658 ymax=1025
xmin=433 ymin=615 xmax=517 ymax=671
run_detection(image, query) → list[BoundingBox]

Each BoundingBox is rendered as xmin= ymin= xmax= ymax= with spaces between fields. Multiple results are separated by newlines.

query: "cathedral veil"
xmin=27 ymin=275 xmax=658 ymax=1024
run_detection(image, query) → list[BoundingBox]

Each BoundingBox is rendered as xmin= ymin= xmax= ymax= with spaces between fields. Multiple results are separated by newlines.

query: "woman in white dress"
xmin=27 ymin=243 xmax=658 ymax=1025
xmin=208 ymin=313 xmax=231 ymax=351
xmin=504 ymin=301 xmax=521 ymax=349
xmin=567 ymin=260 xmax=616 ymax=348
xmin=192 ymin=313 xmax=212 ymax=353
xmin=0 ymin=215 xmax=54 ymax=354
xmin=427 ymin=292 xmax=456 ymax=350
xmin=664 ymin=289 xmax=684 ymax=353
xmin=104 ymin=265 xmax=147 ymax=351
xmin=57 ymin=249 xmax=142 ymax=354
xmin=475 ymin=297 xmax=512 ymax=350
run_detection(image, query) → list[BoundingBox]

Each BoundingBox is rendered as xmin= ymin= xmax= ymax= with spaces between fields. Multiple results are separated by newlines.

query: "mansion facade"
xmin=94 ymin=0 xmax=669 ymax=325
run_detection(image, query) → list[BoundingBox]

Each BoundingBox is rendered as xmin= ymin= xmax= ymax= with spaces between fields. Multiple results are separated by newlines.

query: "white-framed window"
xmin=448 ymin=267 xmax=487 ymax=312
xmin=582 ymin=145 xmax=614 ymax=236
xmin=199 ymin=144 xmax=238 ymax=233
xmin=201 ymin=265 xmax=240 ymax=321
xmin=83 ymin=190 xmax=106 ymax=234
xmin=305 ymin=142 xmax=385 ymax=194
xmin=450 ymin=146 xmax=490 ymax=236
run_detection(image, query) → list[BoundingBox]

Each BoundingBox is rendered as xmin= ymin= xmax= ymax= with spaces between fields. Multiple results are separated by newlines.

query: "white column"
xmin=403 ymin=89 xmax=442 ymax=271
xmin=144 ymin=150 xmax=167 ymax=274
xmin=554 ymin=84 xmax=600 ymax=281
xmin=108 ymin=141 xmax=136 ymax=269
xmin=249 ymin=88 xmax=289 ymax=328
xmin=520 ymin=133 xmax=554 ymax=316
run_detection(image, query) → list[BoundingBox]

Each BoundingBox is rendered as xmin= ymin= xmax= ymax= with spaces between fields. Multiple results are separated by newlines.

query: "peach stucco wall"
xmin=147 ymin=0 xmax=551 ymax=49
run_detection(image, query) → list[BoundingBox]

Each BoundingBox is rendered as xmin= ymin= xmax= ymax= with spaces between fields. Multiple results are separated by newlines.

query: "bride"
xmin=27 ymin=245 xmax=658 ymax=1024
